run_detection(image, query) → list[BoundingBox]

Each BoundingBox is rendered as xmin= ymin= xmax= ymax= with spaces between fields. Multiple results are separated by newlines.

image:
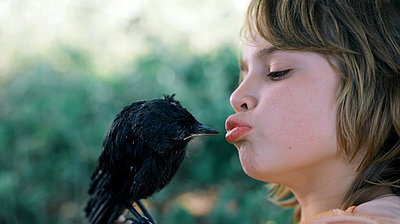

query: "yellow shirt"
xmin=301 ymin=195 xmax=400 ymax=224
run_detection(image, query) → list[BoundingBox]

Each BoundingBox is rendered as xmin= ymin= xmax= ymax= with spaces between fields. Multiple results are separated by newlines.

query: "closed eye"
xmin=267 ymin=69 xmax=291 ymax=81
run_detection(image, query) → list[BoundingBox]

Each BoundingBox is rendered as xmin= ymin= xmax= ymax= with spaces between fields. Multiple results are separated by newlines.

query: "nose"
xmin=229 ymin=78 xmax=257 ymax=113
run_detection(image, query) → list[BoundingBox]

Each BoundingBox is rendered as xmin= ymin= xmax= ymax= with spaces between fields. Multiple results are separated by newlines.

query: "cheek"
xmin=268 ymin=96 xmax=336 ymax=149
xmin=239 ymin=84 xmax=337 ymax=183
xmin=251 ymin=77 xmax=338 ymax=175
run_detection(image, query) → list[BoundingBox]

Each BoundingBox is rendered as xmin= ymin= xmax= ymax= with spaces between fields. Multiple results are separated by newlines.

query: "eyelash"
xmin=267 ymin=69 xmax=291 ymax=81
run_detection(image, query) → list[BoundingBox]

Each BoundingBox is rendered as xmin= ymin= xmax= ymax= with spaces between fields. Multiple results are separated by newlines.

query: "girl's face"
xmin=227 ymin=37 xmax=340 ymax=184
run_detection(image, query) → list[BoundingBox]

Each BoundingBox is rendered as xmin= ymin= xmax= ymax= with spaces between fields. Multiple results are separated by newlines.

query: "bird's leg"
xmin=135 ymin=200 xmax=157 ymax=224
xmin=125 ymin=202 xmax=153 ymax=224
xmin=125 ymin=202 xmax=144 ymax=221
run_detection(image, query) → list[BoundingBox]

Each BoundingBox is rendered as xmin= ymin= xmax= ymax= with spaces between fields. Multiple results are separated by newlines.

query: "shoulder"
xmin=353 ymin=196 xmax=400 ymax=223
xmin=302 ymin=196 xmax=400 ymax=224
xmin=301 ymin=209 xmax=383 ymax=224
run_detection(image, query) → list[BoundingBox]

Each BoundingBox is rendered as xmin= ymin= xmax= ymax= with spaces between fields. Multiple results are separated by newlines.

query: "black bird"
xmin=84 ymin=95 xmax=218 ymax=224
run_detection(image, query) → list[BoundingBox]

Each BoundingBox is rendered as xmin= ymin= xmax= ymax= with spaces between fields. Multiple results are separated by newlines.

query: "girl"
xmin=225 ymin=0 xmax=400 ymax=223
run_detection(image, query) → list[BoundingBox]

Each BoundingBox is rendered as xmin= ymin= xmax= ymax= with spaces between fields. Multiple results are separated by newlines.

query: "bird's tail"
xmin=84 ymin=172 xmax=125 ymax=224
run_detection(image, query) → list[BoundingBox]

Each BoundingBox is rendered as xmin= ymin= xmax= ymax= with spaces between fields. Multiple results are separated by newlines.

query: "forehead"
xmin=243 ymin=43 xmax=278 ymax=61
xmin=244 ymin=36 xmax=274 ymax=55
xmin=240 ymin=38 xmax=280 ymax=71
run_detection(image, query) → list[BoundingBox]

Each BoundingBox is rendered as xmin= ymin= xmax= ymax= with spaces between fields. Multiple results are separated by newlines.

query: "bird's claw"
xmin=125 ymin=217 xmax=152 ymax=224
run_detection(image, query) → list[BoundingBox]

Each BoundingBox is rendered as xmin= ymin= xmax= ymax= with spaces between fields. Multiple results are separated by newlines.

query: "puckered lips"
xmin=225 ymin=115 xmax=252 ymax=143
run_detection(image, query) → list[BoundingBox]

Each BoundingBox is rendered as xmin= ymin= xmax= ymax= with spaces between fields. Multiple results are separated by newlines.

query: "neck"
xmin=294 ymin=181 xmax=393 ymax=223
xmin=267 ymin=147 xmax=394 ymax=223
xmin=293 ymin=174 xmax=354 ymax=222
xmin=281 ymin=155 xmax=359 ymax=223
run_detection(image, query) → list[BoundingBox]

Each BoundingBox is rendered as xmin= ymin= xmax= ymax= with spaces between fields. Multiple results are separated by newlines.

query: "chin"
xmin=239 ymin=159 xmax=288 ymax=183
xmin=238 ymin=156 xmax=266 ymax=181
xmin=236 ymin=143 xmax=262 ymax=180
xmin=241 ymin=168 xmax=263 ymax=181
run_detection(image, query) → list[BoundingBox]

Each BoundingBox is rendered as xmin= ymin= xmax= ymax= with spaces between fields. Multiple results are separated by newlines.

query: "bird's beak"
xmin=183 ymin=123 xmax=219 ymax=140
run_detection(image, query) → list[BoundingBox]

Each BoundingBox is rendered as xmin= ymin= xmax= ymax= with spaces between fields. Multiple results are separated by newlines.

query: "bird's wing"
xmin=85 ymin=100 xmax=149 ymax=224
xmin=85 ymin=169 xmax=127 ymax=224
xmin=129 ymin=157 xmax=159 ymax=200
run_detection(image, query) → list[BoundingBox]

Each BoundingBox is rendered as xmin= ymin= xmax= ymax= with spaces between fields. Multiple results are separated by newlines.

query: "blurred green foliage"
xmin=0 ymin=39 xmax=292 ymax=224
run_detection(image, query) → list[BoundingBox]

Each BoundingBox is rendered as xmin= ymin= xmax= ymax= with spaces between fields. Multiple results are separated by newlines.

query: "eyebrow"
xmin=239 ymin=46 xmax=280 ymax=73
xmin=255 ymin=46 xmax=279 ymax=58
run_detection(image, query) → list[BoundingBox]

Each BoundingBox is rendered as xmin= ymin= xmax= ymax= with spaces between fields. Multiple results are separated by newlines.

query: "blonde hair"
xmin=243 ymin=0 xmax=400 ymax=222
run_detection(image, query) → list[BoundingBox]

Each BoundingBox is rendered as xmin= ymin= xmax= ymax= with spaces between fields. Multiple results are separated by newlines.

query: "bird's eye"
xmin=267 ymin=69 xmax=291 ymax=81
xmin=171 ymin=137 xmax=181 ymax=141
xmin=171 ymin=133 xmax=186 ymax=141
